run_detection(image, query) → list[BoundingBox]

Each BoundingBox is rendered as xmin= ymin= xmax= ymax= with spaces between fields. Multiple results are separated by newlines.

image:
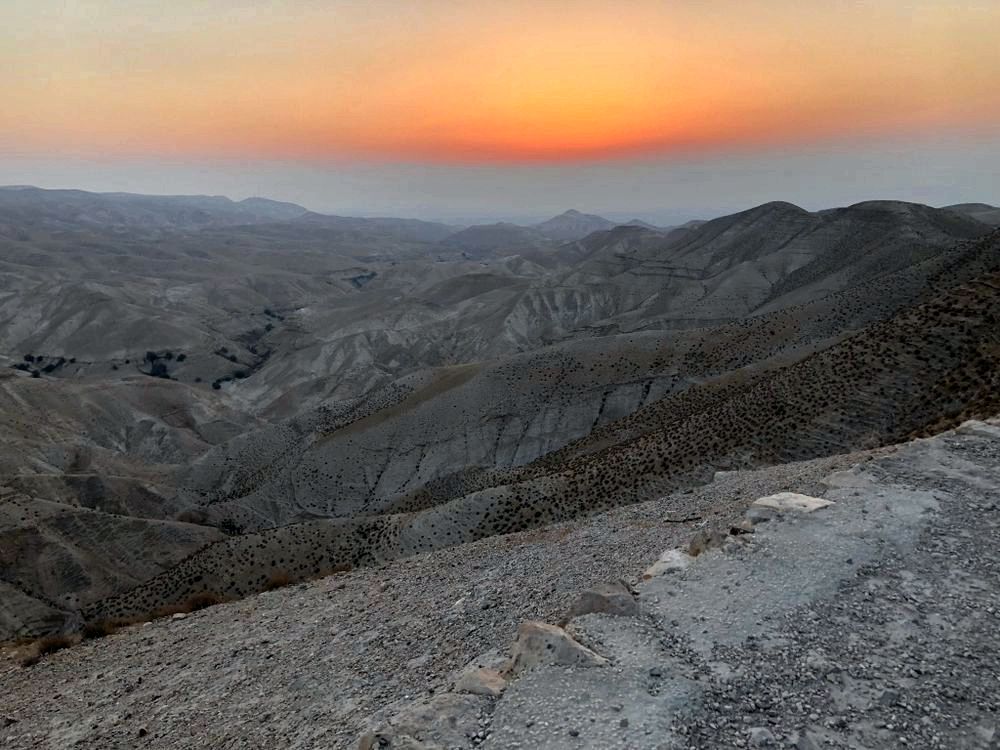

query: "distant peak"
xmin=754 ymin=200 xmax=809 ymax=213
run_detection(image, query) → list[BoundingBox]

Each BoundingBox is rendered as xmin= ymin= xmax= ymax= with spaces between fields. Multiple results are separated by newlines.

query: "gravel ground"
xmin=678 ymin=423 xmax=1000 ymax=749
xmin=481 ymin=420 xmax=1000 ymax=749
xmin=0 ymin=452 xmax=864 ymax=749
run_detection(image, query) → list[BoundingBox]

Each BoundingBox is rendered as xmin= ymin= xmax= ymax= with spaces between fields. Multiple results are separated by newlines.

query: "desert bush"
xmin=81 ymin=620 xmax=118 ymax=641
xmin=151 ymin=591 xmax=228 ymax=619
xmin=175 ymin=508 xmax=209 ymax=525
xmin=265 ymin=571 xmax=294 ymax=591
xmin=20 ymin=633 xmax=79 ymax=667
xmin=218 ymin=518 xmax=244 ymax=535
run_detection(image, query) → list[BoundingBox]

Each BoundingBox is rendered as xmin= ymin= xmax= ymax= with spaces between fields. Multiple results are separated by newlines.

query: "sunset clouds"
xmin=2 ymin=0 xmax=999 ymax=163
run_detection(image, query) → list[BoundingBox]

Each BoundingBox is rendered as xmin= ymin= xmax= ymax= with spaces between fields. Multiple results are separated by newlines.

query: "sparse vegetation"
xmin=80 ymin=620 xmax=119 ymax=641
xmin=218 ymin=518 xmax=245 ymax=535
xmin=151 ymin=591 xmax=229 ymax=619
xmin=175 ymin=508 xmax=209 ymax=525
xmin=19 ymin=633 xmax=79 ymax=667
xmin=265 ymin=571 xmax=294 ymax=591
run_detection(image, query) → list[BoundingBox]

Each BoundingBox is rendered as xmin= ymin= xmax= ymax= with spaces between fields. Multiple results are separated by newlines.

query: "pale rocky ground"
xmin=481 ymin=419 xmax=1000 ymax=749
xmin=4 ymin=421 xmax=998 ymax=750
xmin=0 ymin=450 xmax=867 ymax=749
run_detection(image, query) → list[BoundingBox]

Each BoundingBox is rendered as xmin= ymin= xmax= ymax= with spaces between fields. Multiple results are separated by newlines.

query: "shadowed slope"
xmin=84 ymin=233 xmax=1000 ymax=626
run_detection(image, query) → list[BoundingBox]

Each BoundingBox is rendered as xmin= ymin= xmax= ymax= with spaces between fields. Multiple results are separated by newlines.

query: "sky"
xmin=1 ymin=0 xmax=998 ymax=222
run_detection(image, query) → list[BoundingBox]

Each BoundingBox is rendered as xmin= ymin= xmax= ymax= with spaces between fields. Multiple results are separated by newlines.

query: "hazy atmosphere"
xmin=2 ymin=0 xmax=999 ymax=220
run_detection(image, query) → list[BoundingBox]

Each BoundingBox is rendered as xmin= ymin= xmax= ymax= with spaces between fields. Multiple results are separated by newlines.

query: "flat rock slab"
xmin=751 ymin=492 xmax=835 ymax=513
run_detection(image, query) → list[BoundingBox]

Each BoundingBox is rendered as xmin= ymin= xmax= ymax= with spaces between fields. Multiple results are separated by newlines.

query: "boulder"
xmin=507 ymin=621 xmax=608 ymax=674
xmin=358 ymin=693 xmax=488 ymax=750
xmin=454 ymin=667 xmax=507 ymax=697
xmin=642 ymin=548 xmax=692 ymax=579
xmin=566 ymin=581 xmax=639 ymax=620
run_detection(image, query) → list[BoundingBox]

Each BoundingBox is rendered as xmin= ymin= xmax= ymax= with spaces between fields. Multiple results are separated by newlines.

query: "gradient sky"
xmin=2 ymin=0 xmax=998 ymax=221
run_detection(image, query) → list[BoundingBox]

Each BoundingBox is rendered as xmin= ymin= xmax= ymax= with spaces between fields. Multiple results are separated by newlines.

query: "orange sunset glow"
xmin=2 ymin=1 xmax=999 ymax=163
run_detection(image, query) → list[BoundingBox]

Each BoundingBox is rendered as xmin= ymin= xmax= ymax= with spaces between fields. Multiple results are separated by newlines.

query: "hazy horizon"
xmin=2 ymin=1 xmax=998 ymax=224
xmin=3 ymin=131 xmax=999 ymax=225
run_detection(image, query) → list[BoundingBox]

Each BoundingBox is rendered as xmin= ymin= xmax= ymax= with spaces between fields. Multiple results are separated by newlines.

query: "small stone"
xmin=454 ymin=667 xmax=507 ymax=697
xmin=879 ymin=689 xmax=900 ymax=706
xmin=744 ymin=506 xmax=779 ymax=525
xmin=171 ymin=613 xmax=188 ymax=621
xmin=688 ymin=529 xmax=727 ymax=557
xmin=642 ymin=549 xmax=692 ymax=579
xmin=794 ymin=731 xmax=822 ymax=750
xmin=748 ymin=726 xmax=775 ymax=746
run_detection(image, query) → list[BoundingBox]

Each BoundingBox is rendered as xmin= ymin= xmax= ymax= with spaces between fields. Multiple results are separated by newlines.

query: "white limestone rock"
xmin=752 ymin=492 xmax=835 ymax=513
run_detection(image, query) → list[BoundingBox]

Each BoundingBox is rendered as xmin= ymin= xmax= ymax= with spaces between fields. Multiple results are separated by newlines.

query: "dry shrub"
xmin=265 ymin=571 xmax=294 ymax=591
xmin=81 ymin=620 xmax=119 ymax=640
xmin=151 ymin=591 xmax=228 ymax=619
xmin=19 ymin=633 xmax=79 ymax=667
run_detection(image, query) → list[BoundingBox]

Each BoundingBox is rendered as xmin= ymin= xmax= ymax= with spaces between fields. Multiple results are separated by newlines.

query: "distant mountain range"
xmin=0 ymin=186 xmax=681 ymax=245
xmin=0 ymin=185 xmax=308 ymax=232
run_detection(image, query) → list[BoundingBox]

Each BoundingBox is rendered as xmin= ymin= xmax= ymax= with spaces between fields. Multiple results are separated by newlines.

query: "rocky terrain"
xmin=0 ymin=186 xmax=998 ymax=652
xmin=2 ymin=421 xmax=998 ymax=749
